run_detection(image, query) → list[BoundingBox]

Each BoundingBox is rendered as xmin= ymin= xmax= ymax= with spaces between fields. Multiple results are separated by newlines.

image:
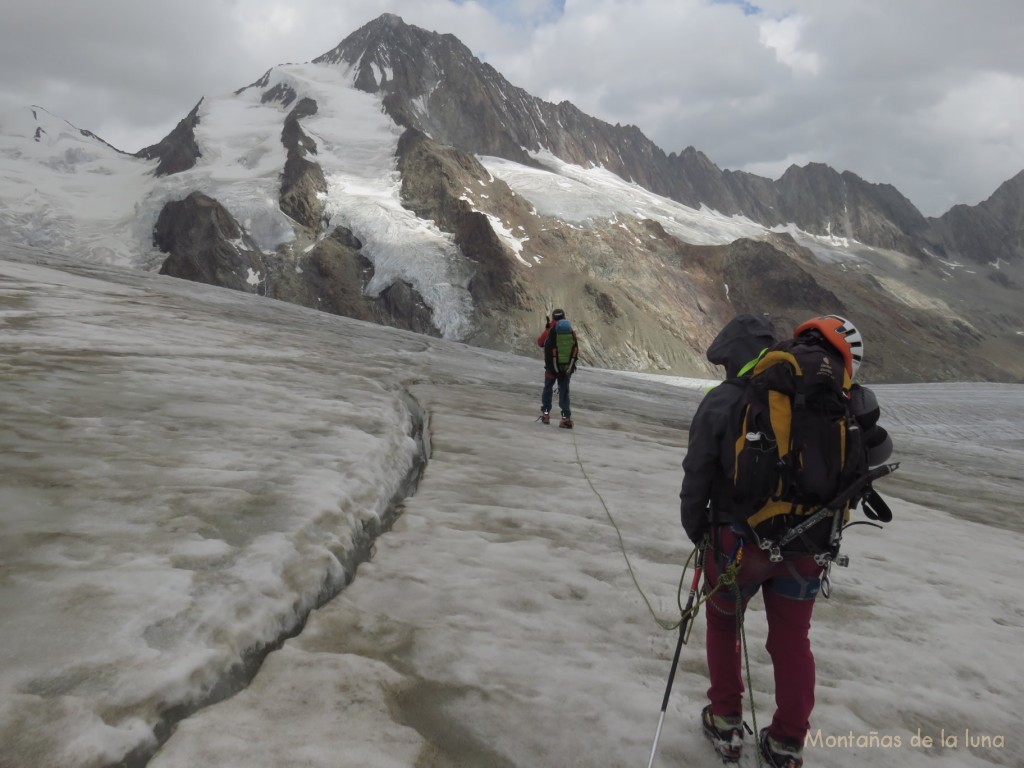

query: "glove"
xmin=686 ymin=522 xmax=708 ymax=546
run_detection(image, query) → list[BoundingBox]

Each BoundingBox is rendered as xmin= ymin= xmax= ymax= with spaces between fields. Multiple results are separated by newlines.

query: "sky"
xmin=1 ymin=1 xmax=1022 ymax=218
xmin=1 ymin=246 xmax=1021 ymax=768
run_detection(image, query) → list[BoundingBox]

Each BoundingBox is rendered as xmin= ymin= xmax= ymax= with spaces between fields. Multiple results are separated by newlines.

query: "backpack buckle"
xmin=744 ymin=431 xmax=774 ymax=453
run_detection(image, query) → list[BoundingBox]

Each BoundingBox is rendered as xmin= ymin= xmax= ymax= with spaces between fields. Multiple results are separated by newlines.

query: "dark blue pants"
xmin=541 ymin=374 xmax=571 ymax=417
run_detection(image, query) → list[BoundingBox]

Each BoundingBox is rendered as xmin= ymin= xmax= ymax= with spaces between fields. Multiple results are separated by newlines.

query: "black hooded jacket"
xmin=679 ymin=314 xmax=893 ymax=543
xmin=679 ymin=314 xmax=777 ymax=543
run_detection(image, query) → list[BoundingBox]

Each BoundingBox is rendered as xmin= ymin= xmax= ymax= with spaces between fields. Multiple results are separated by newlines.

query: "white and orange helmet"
xmin=794 ymin=314 xmax=864 ymax=379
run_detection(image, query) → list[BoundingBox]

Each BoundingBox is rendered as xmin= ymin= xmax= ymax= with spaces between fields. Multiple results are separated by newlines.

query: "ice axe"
xmin=646 ymin=542 xmax=706 ymax=768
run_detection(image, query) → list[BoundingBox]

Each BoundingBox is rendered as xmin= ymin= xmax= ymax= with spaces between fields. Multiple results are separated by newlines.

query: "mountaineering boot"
xmin=758 ymin=728 xmax=803 ymax=767
xmin=701 ymin=705 xmax=743 ymax=762
xmin=559 ymin=415 xmax=573 ymax=429
xmin=540 ymin=411 xmax=550 ymax=424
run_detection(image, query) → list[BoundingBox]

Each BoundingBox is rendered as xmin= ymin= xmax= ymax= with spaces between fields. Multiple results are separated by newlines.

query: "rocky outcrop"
xmin=154 ymin=193 xmax=438 ymax=335
xmin=279 ymin=98 xmax=327 ymax=233
xmin=770 ymin=165 xmax=931 ymax=253
xmin=719 ymin=236 xmax=845 ymax=315
xmin=396 ymin=129 xmax=529 ymax=315
xmin=155 ymin=192 xmax=264 ymax=290
xmin=677 ymin=232 xmax=1017 ymax=383
xmin=136 ymin=101 xmax=203 ymax=176
xmin=267 ymin=227 xmax=438 ymax=336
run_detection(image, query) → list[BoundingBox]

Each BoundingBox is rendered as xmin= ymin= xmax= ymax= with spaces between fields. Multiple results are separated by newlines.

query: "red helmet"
xmin=794 ymin=315 xmax=864 ymax=379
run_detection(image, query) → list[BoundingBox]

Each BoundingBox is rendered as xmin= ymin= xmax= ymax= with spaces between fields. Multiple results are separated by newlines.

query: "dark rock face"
xmin=254 ymin=226 xmax=376 ymax=319
xmin=279 ymin=98 xmax=327 ymax=232
xmin=155 ymin=192 xmax=263 ymax=290
xmin=136 ymin=101 xmax=203 ymax=176
xmin=770 ymin=165 xmax=931 ymax=254
xmin=930 ymin=170 xmax=1024 ymax=266
xmin=154 ymin=193 xmax=438 ymax=336
xmin=374 ymin=280 xmax=439 ymax=336
xmin=681 ymin=234 xmax=852 ymax=348
xmin=275 ymin=227 xmax=438 ymax=336
xmin=262 ymin=83 xmax=298 ymax=108
xmin=679 ymin=233 xmax=1017 ymax=383
xmin=723 ymin=237 xmax=845 ymax=314
xmin=395 ymin=129 xmax=529 ymax=315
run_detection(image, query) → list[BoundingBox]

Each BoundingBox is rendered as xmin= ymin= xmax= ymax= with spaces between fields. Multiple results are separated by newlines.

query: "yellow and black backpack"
xmin=731 ymin=336 xmax=868 ymax=559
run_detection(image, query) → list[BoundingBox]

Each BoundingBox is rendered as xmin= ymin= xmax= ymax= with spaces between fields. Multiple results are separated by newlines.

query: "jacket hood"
xmin=706 ymin=314 xmax=778 ymax=378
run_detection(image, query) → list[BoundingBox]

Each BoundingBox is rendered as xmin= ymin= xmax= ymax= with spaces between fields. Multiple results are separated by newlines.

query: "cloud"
xmin=758 ymin=16 xmax=820 ymax=76
xmin=1 ymin=0 xmax=1021 ymax=216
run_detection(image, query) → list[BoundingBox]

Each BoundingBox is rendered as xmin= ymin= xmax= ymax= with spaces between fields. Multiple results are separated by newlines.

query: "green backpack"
xmin=551 ymin=318 xmax=579 ymax=375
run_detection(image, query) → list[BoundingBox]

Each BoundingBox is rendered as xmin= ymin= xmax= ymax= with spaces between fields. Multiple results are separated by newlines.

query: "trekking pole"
xmin=646 ymin=542 xmax=707 ymax=768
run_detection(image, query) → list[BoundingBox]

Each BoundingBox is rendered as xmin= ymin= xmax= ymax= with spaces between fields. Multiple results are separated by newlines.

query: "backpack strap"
xmin=768 ymin=388 xmax=793 ymax=464
xmin=736 ymin=347 xmax=771 ymax=378
xmin=753 ymin=348 xmax=802 ymax=477
xmin=747 ymin=500 xmax=804 ymax=529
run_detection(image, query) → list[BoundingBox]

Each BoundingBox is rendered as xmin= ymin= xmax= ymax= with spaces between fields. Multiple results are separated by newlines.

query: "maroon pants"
xmin=703 ymin=527 xmax=824 ymax=743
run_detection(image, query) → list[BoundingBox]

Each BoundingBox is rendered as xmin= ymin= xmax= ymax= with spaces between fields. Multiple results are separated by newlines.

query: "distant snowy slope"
xmin=0 ymin=106 xmax=157 ymax=265
xmin=481 ymin=151 xmax=769 ymax=246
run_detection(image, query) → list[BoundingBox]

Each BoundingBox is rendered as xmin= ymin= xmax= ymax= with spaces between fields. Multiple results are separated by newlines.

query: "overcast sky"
xmin=2 ymin=0 xmax=1022 ymax=217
